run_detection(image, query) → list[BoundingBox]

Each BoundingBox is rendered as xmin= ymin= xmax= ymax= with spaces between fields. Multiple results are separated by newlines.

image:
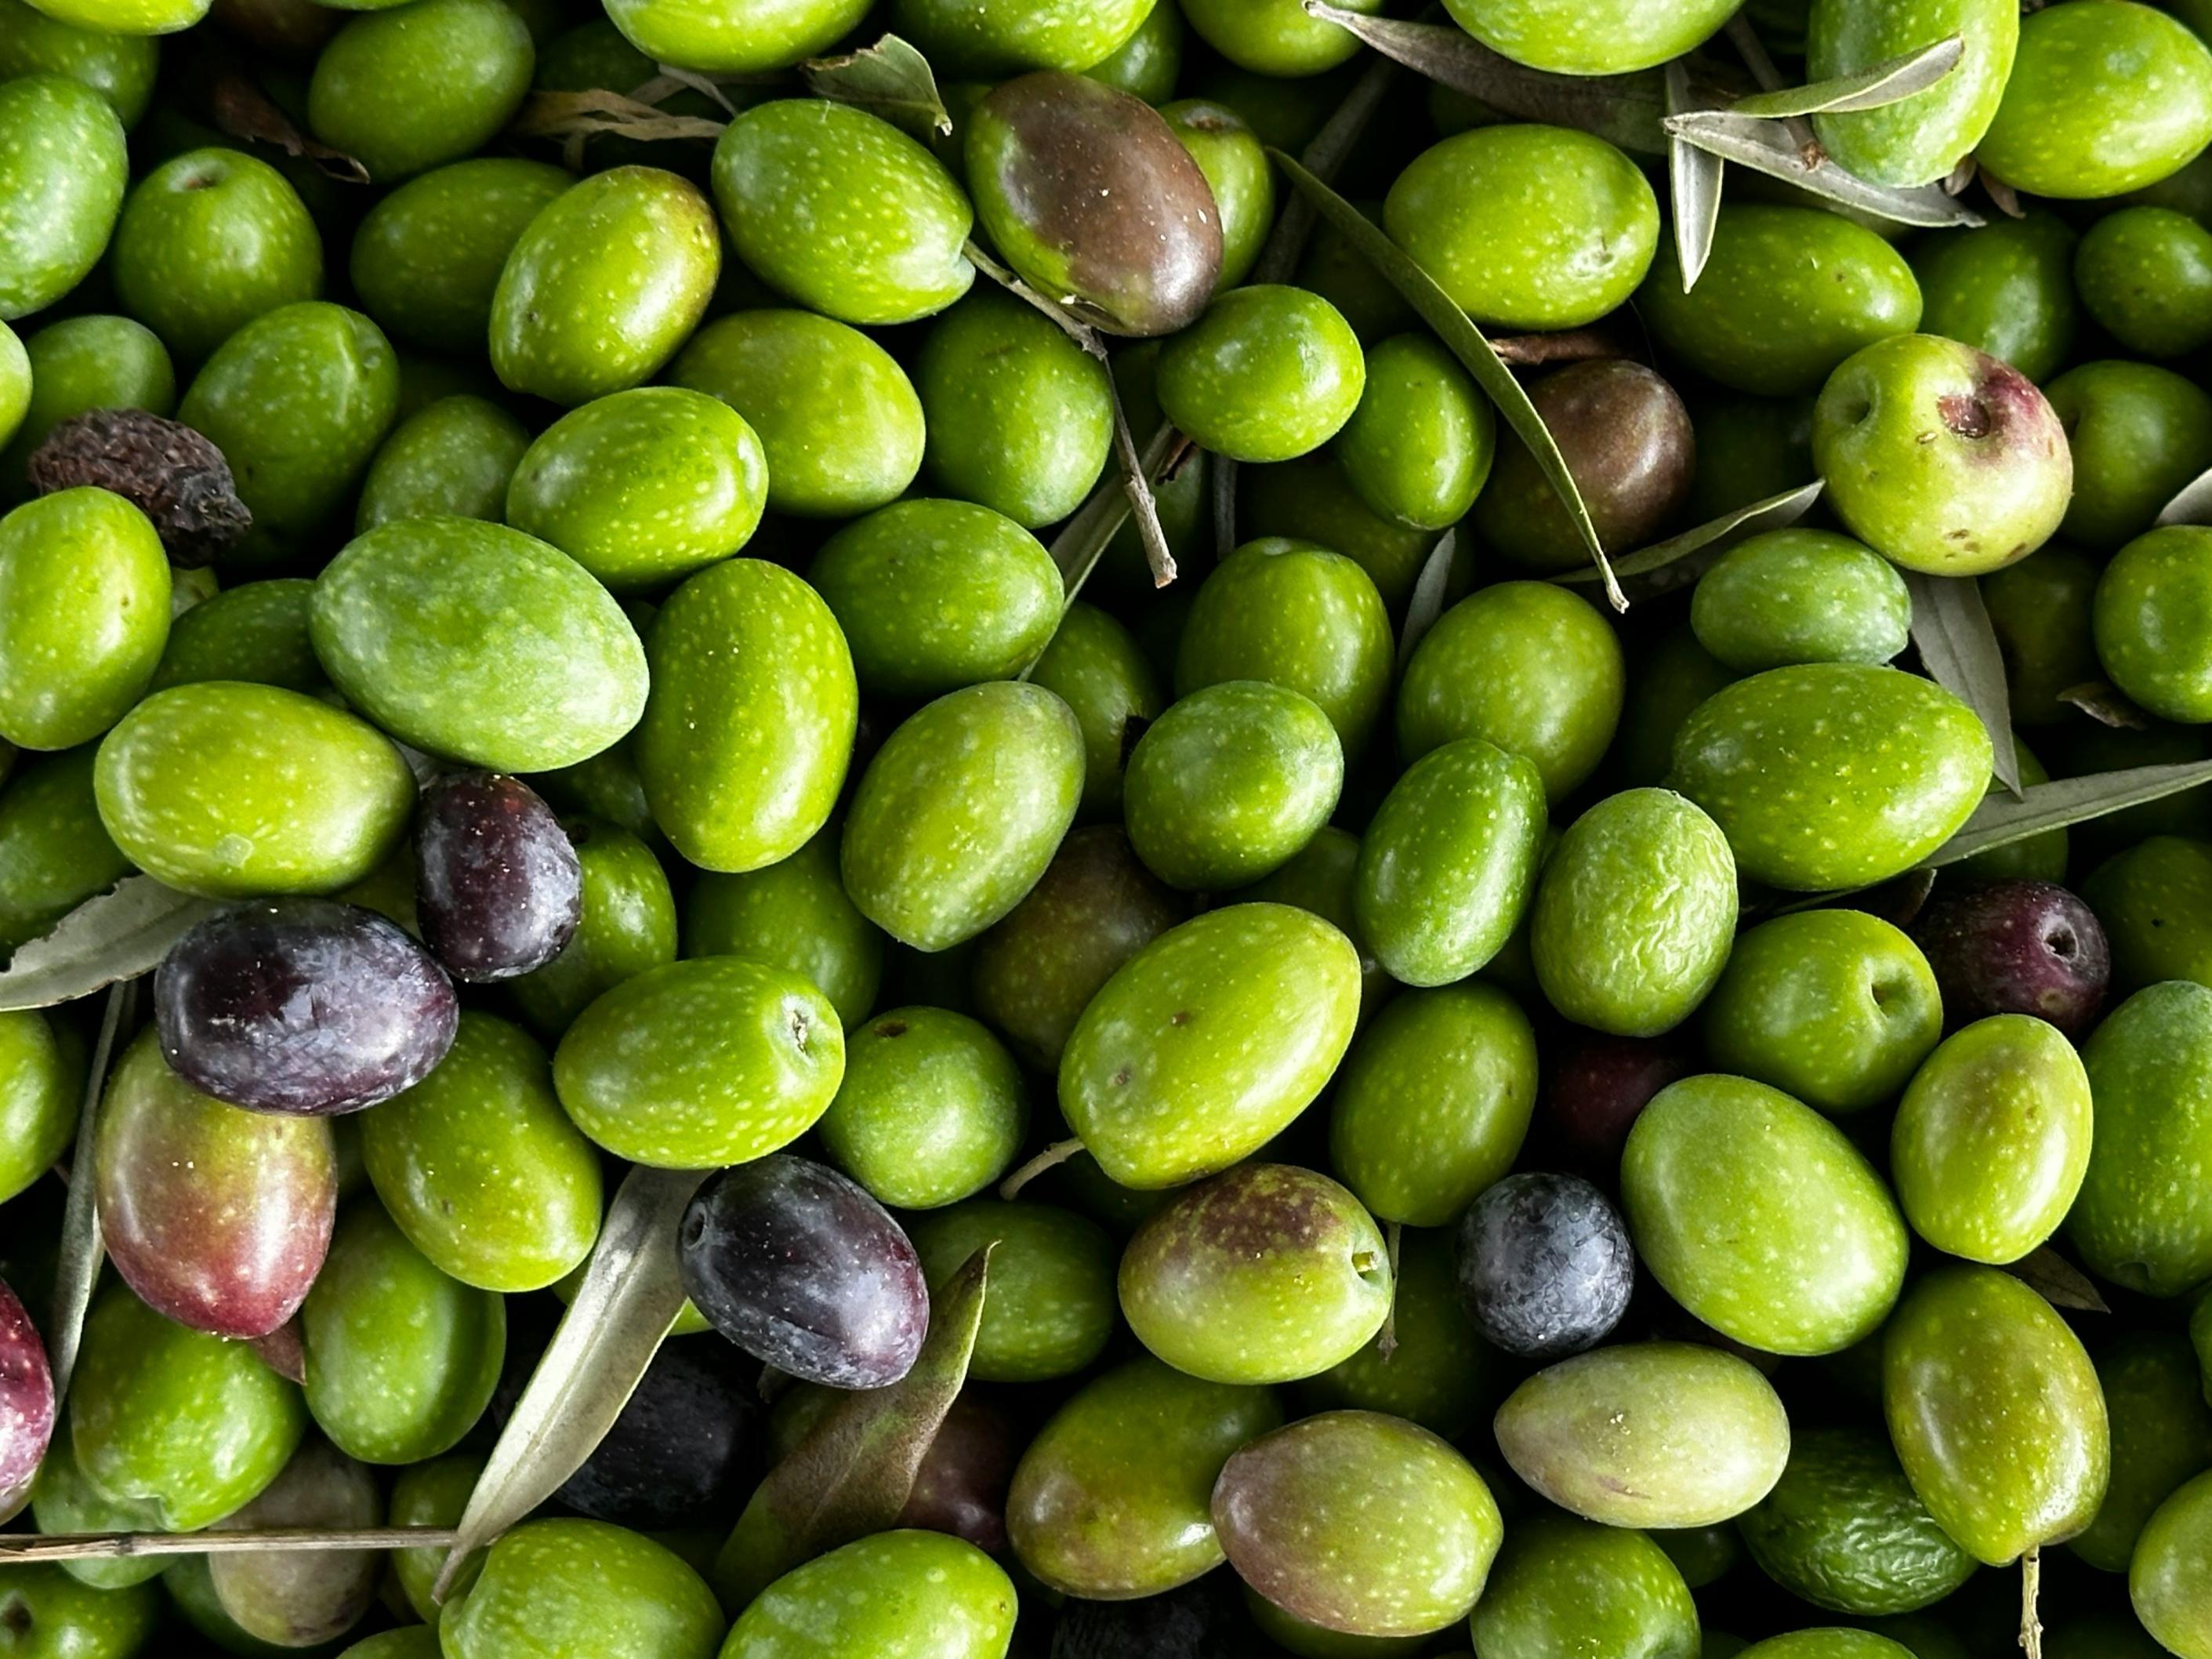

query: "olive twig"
xmin=960 ymin=240 xmax=1108 ymax=364
xmin=1109 ymin=390 xmax=1179 ymax=588
xmin=0 ymin=1528 xmax=460 ymax=1563
xmin=2019 ymin=1546 xmax=2042 ymax=1659
xmin=999 ymin=1138 xmax=1084 ymax=1201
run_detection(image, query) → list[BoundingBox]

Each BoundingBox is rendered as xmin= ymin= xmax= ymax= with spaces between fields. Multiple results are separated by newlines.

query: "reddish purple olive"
xmin=415 ymin=771 xmax=582 ymax=982
xmin=1912 ymin=878 xmax=2110 ymax=1038
xmin=0 ymin=1276 xmax=52 ymax=1523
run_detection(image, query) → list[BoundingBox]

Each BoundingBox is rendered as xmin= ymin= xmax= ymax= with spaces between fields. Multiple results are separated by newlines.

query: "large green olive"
xmin=0 ymin=488 xmax=167 ymax=753
xmin=2070 ymin=979 xmax=2212 ymax=1296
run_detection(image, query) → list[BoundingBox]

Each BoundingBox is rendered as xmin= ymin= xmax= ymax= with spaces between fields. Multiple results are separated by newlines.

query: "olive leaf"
xmin=1396 ymin=530 xmax=1459 ymax=673
xmin=2003 ymin=1247 xmax=2111 ymax=1315
xmin=47 ymin=979 xmax=132 ymax=1410
xmin=433 ymin=1164 xmax=709 ymax=1599
xmin=509 ymin=89 xmax=727 ymax=145
xmin=2156 ymin=463 xmax=2212 ymax=528
xmin=1552 ymin=478 xmax=1824 ymax=599
xmin=1906 ymin=572 xmax=2020 ymax=796
xmin=1271 ymin=149 xmax=1620 ymax=608
xmin=0 ymin=1527 xmax=461 ymax=1564
xmin=1662 ymin=110 xmax=1985 ymax=228
xmin=1727 ymin=34 xmax=1964 ymax=118
xmin=803 ymin=33 xmax=952 ymax=140
xmin=2058 ymin=681 xmax=2155 ymax=731
xmin=1489 ymin=327 xmax=1633 ymax=367
xmin=0 ymin=877 xmax=222 ymax=1013
xmin=1666 ymin=60 xmax=1725 ymax=291
xmin=713 ymin=1245 xmax=992 ymax=1608
xmin=1253 ymin=52 xmax=1397 ymax=286
xmin=1925 ymin=759 xmax=2212 ymax=869
xmin=204 ymin=64 xmax=369 ymax=183
xmin=1300 ymin=2 xmax=1667 ymax=154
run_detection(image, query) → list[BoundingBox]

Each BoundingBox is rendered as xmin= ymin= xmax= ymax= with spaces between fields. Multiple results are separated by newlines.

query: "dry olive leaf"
xmin=714 ymin=1245 xmax=992 ymax=1607
xmin=1488 ymin=327 xmax=1634 ymax=367
xmin=433 ymin=1164 xmax=709 ymax=1599
xmin=0 ymin=877 xmax=222 ymax=1013
xmin=1906 ymin=572 xmax=2020 ymax=796
xmin=206 ymin=67 xmax=368 ymax=183
xmin=1666 ymin=60 xmax=1725 ymax=291
xmin=509 ymin=89 xmax=727 ymax=145
xmin=1552 ymin=478 xmax=1823 ymax=600
xmin=2058 ymin=681 xmax=2155 ymax=731
xmin=47 ymin=979 xmax=132 ymax=1410
xmin=1926 ymin=759 xmax=2212 ymax=869
xmin=1728 ymin=34 xmax=1964 ymax=118
xmin=2003 ymin=1247 xmax=2111 ymax=1315
xmin=1271 ymin=149 xmax=1619 ymax=609
xmin=1396 ymin=529 xmax=1459 ymax=673
xmin=803 ymin=33 xmax=951 ymax=140
xmin=1663 ymin=110 xmax=1985 ymax=228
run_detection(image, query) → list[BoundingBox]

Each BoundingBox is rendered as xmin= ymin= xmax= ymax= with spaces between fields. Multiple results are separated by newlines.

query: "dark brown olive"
xmin=415 ymin=771 xmax=582 ymax=982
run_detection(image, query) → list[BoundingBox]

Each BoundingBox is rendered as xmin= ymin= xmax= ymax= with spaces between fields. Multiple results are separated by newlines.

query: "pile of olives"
xmin=4 ymin=0 xmax=2212 ymax=1655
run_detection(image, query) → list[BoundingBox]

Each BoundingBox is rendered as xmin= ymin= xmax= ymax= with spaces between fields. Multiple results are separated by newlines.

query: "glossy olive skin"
xmin=2072 ymin=1334 xmax=2212 ymax=1573
xmin=1913 ymin=212 xmax=2079 ymax=385
xmin=350 ymin=158 xmax=569 ymax=356
xmin=0 ymin=748 xmax=130 ymax=953
xmin=439 ymin=1519 xmax=723 ymax=1659
xmin=0 ymin=1567 xmax=158 ymax=1659
xmin=1214 ymin=1412 xmax=1501 ymax=1639
xmin=1691 ymin=529 xmax=1913 ymax=673
xmin=2076 ymin=205 xmax=2212 ymax=359
xmin=0 ymin=313 xmax=173 ymax=499
xmin=0 ymin=1010 xmax=77 ymax=1205
xmin=1441 ymin=0 xmax=1733 ymax=73
xmin=603 ymin=0 xmax=867 ymax=72
xmin=909 ymin=1198 xmax=1115 ymax=1382
xmin=684 ymin=828 xmax=882 ymax=1031
xmin=1030 ymin=601 xmax=1166 ymax=817
xmin=0 ymin=76 xmax=125 ymax=322
xmin=357 ymin=394 xmax=531 ymax=532
xmin=2096 ymin=525 xmax=2212 ymax=722
xmin=150 ymin=577 xmax=321 ymax=695
xmin=2134 ymin=1469 xmax=2212 ymax=1659
xmin=1006 ymin=1355 xmax=1283 ymax=1599
xmin=2084 ymin=834 xmax=2212 ymax=993
xmin=1884 ymin=1264 xmax=2110 ymax=1565
xmin=724 ymin=1530 xmax=1017 ymax=1659
xmin=818 ymin=1007 xmax=1028 ymax=1211
xmin=2049 ymin=361 xmax=2212 ymax=555
xmin=1738 ymin=1426 xmax=1975 ymax=1616
xmin=0 ymin=488 xmax=169 ymax=752
xmin=0 ymin=1272 xmax=49 ymax=1524
xmin=2070 ymin=980 xmax=2212 ymax=1296
xmin=414 ymin=771 xmax=581 ymax=982
xmin=1470 ymin=1516 xmax=1698 ymax=1659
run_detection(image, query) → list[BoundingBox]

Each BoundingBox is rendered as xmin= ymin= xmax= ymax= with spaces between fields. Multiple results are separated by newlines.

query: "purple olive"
xmin=556 ymin=1336 xmax=763 ymax=1529
xmin=154 ymin=898 xmax=459 ymax=1115
xmin=901 ymin=1394 xmax=1019 ymax=1552
xmin=0 ymin=1276 xmax=52 ymax=1523
xmin=415 ymin=771 xmax=582 ymax=982
xmin=1541 ymin=1033 xmax=1692 ymax=1169
xmin=1912 ymin=878 xmax=2110 ymax=1038
xmin=1453 ymin=1173 xmax=1634 ymax=1360
xmin=679 ymin=1154 xmax=930 ymax=1389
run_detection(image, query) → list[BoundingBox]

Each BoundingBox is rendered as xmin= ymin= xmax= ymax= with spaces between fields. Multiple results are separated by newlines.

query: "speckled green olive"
xmin=2076 ymin=205 xmax=2212 ymax=359
xmin=1242 ymin=452 xmax=1440 ymax=610
xmin=1883 ymin=1263 xmax=2109 ymax=1564
xmin=1385 ymin=125 xmax=1658 ymax=330
xmin=725 ymin=1530 xmax=1015 ymax=1659
xmin=354 ymin=395 xmax=528 ymax=535
xmin=684 ymin=828 xmax=881 ymax=1029
xmin=553 ymin=955 xmax=843 ymax=1168
xmin=666 ymin=309 xmax=924 ymax=519
xmin=2074 ymin=1334 xmax=2212 ymax=1573
xmin=602 ymin=0 xmax=866 ymax=72
xmin=110 ymin=147 xmax=321 ymax=365
xmin=1157 ymin=285 xmax=1365 ymax=465
xmin=0 ymin=1008 xmax=74 ymax=1205
xmin=1329 ymin=982 xmax=1534 ymax=1228
xmin=810 ymin=499 xmax=1061 ymax=699
xmin=715 ymin=100 xmax=971 ymax=326
xmin=916 ymin=290 xmax=1111 ymax=528
xmin=440 ymin=1519 xmax=723 ymax=1659
xmin=910 ymin=1197 xmax=1115 ymax=1381
xmin=1161 ymin=99 xmax=1272 ymax=290
xmin=30 ymin=1434 xmax=165 ymax=1590
xmin=1496 ymin=1341 xmax=1790 ymax=1526
xmin=0 ymin=321 xmax=21 ymax=452
xmin=1740 ymin=1634 xmax=1916 ymax=1659
xmin=1981 ymin=0 xmax=2212 ymax=199
xmin=1330 ymin=333 xmax=1492 ymax=532
xmin=1121 ymin=1163 xmax=1388 ymax=1385
xmin=2051 ymin=360 xmax=2212 ymax=554
xmin=1060 ymin=902 xmax=1359 ymax=1188
xmin=891 ymin=0 xmax=1149 ymax=74
xmin=70 ymin=1283 xmax=303 ymax=1532
xmin=1470 ymin=1516 xmax=1698 ymax=1659
xmin=0 ymin=488 xmax=167 ymax=753
xmin=2083 ymin=834 xmax=2212 ymax=991
xmin=311 ymin=516 xmax=646 ymax=771
xmin=1300 ymin=1225 xmax=1503 ymax=1439
xmin=1028 ymin=603 xmax=1163 ymax=818
xmin=2094 ymin=525 xmax=2212 ymax=722
xmin=1625 ymin=1073 xmax=1909 ymax=1354
xmin=386 ymin=1453 xmax=480 ymax=1621
xmin=1355 ymin=738 xmax=1547 ymax=989
xmin=1179 ymin=0 xmax=1376 ymax=75
xmin=308 ymin=0 xmax=533 ymax=182
xmin=361 ymin=1011 xmax=604 ymax=1291
xmin=1690 ymin=528 xmax=1913 ymax=672
xmin=1613 ymin=627 xmax=1739 ymax=790
xmin=1806 ymin=0 xmax=2017 ymax=186
xmin=636 ymin=557 xmax=857 ymax=875
xmin=1912 ymin=212 xmax=2078 ymax=384
xmin=1532 ymin=790 xmax=1736 ymax=1037
xmin=1123 ymin=680 xmax=1342 ymax=892
xmin=842 ymin=682 xmax=1082 ymax=953
xmin=2134 ymin=1468 xmax=2212 ymax=1657
xmin=178 ymin=300 xmax=398 ymax=564
xmin=1667 ymin=663 xmax=1993 ymax=891
xmin=301 ymin=1200 xmax=502 ymax=1465
xmin=93 ymin=682 xmax=412 ymax=898
xmin=0 ymin=313 xmax=172 ymax=498
xmin=1642 ymin=205 xmax=1921 ymax=398
xmin=1085 ymin=0 xmax=1179 ymax=98
xmin=491 ymin=165 xmax=720 ymax=406
xmin=1739 ymin=1426 xmax=1975 ymax=1616
xmin=506 ymin=387 xmax=765 ymax=592
xmin=1891 ymin=1015 xmax=2091 ymax=1265
xmin=0 ymin=76 xmax=124 ymax=321
xmin=819 ymin=1008 xmax=1027 ymax=1211
xmin=1440 ymin=0 xmax=1733 ymax=72
xmin=150 ymin=578 xmax=319 ymax=695
xmin=1702 ymin=910 xmax=1942 ymax=1115
xmin=2071 ymin=980 xmax=2212 ymax=1296
xmin=509 ymin=822 xmax=675 ymax=1040
xmin=0 ymin=1567 xmax=159 ymax=1659
xmin=1006 ymin=1355 xmax=1282 ymax=1599
xmin=349 ymin=157 xmax=570 ymax=356
xmin=0 ymin=0 xmax=157 ymax=125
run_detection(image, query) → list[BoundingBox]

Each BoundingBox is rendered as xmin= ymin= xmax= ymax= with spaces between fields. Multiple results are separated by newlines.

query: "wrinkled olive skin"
xmin=1913 ymin=212 xmax=2079 ymax=385
xmin=1470 ymin=1516 xmax=1699 ymax=1659
xmin=966 ymin=71 xmax=1220 ymax=337
xmin=1214 ymin=1411 xmax=1500 ymax=1639
xmin=509 ymin=822 xmax=676 ymax=1039
xmin=1496 ymin=1342 xmax=1789 ymax=1528
xmin=0 ymin=750 xmax=129 ymax=953
xmin=94 ymin=682 xmax=415 ymax=898
xmin=1029 ymin=602 xmax=1165 ymax=817
xmin=2072 ymin=1334 xmax=2212 ymax=1572
xmin=1158 ymin=285 xmax=1365 ymax=464
xmin=724 ymin=1530 xmax=1017 ymax=1659
xmin=2071 ymin=980 xmax=2212 ymax=1296
xmin=1385 ymin=125 xmax=1659 ymax=330
xmin=2096 ymin=526 xmax=2212 ymax=722
xmin=636 ymin=558 xmax=857 ymax=875
xmin=0 ymin=1568 xmax=159 ymax=1659
xmin=1624 ymin=1074 xmax=1909 ymax=1355
xmin=1738 ymin=1426 xmax=1975 ymax=1616
xmin=0 ymin=488 xmax=168 ymax=752
xmin=1006 ymin=1355 xmax=1283 ymax=1599
xmin=439 ymin=1519 xmax=723 ymax=1659
xmin=350 ymin=158 xmax=570 ymax=356
xmin=306 ymin=0 xmax=534 ymax=183
xmin=1883 ymin=1264 xmax=2110 ymax=1565
xmin=910 ymin=1197 xmax=1114 ymax=1381
xmin=1440 ymin=0 xmax=1734 ymax=73
xmin=716 ymin=100 xmax=972 ymax=327
xmin=0 ymin=1010 xmax=78 ymax=1205
xmin=1667 ymin=663 xmax=1993 ymax=891
xmin=1701 ymin=909 xmax=1942 ymax=1115
xmin=361 ymin=1011 xmax=604 ymax=1292
xmin=490 ymin=166 xmax=720 ymax=406
xmin=841 ymin=682 xmax=1083 ymax=953
xmin=357 ymin=395 xmax=531 ymax=533
xmin=0 ymin=76 xmax=125 ymax=321
xmin=1532 ymin=790 xmax=1737 ymax=1039
xmin=685 ymin=828 xmax=883 ymax=1031
xmin=2048 ymin=361 xmax=2212 ymax=554
xmin=2134 ymin=1469 xmax=2212 ymax=1659
xmin=818 ymin=1008 xmax=1028 ymax=1211
xmin=1355 ymin=738 xmax=1547 ymax=989
xmin=1807 ymin=0 xmax=2018 ymax=186
xmin=603 ymin=0 xmax=867 ymax=73
xmin=1061 ymin=903 xmax=1360 ymax=1189
xmin=1692 ymin=529 xmax=1913 ymax=673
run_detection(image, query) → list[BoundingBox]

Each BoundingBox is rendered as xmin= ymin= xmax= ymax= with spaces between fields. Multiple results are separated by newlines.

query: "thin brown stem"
xmin=0 ymin=1528 xmax=460 ymax=1563
xmin=1109 ymin=388 xmax=1177 ymax=588
xmin=962 ymin=241 xmax=1109 ymax=363
xmin=999 ymin=1138 xmax=1085 ymax=1200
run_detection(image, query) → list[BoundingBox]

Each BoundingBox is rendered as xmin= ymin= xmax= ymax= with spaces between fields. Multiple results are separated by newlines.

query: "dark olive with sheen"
xmin=415 ymin=771 xmax=583 ymax=982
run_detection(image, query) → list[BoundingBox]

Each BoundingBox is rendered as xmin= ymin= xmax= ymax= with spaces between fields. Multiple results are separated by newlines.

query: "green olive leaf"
xmin=1925 ymin=760 xmax=2212 ymax=869
xmin=2156 ymin=463 xmax=2212 ymax=528
xmin=1271 ymin=148 xmax=1619 ymax=608
xmin=1662 ymin=110 xmax=1985 ymax=228
xmin=803 ymin=33 xmax=952 ymax=140
xmin=1396 ymin=529 xmax=1459 ymax=673
xmin=1728 ymin=34 xmax=1964 ymax=118
xmin=509 ymin=88 xmax=727 ymax=145
xmin=2002 ymin=1246 xmax=2111 ymax=1315
xmin=713 ymin=1245 xmax=992 ymax=1609
xmin=1906 ymin=572 xmax=2019 ymax=796
xmin=47 ymin=979 xmax=133 ymax=1410
xmin=1552 ymin=478 xmax=1823 ymax=599
xmin=433 ymin=1164 xmax=709 ymax=1600
xmin=0 ymin=877 xmax=222 ymax=1012
xmin=1666 ymin=60 xmax=1725 ymax=291
xmin=1300 ymin=1 xmax=1667 ymax=154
